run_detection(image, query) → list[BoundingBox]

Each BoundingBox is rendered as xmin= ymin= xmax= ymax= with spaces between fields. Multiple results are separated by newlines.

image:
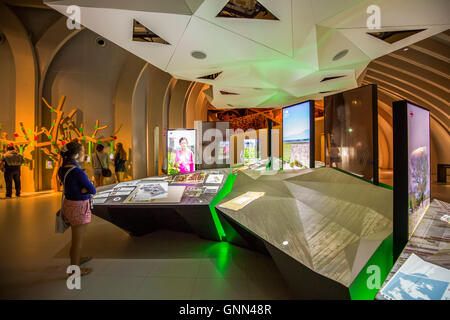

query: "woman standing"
xmin=92 ymin=144 xmax=109 ymax=187
xmin=175 ymin=137 xmax=194 ymax=173
xmin=58 ymin=142 xmax=96 ymax=276
xmin=114 ymin=143 xmax=127 ymax=183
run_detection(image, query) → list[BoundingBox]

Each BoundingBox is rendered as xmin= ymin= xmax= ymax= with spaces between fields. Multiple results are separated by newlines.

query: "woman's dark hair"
xmin=179 ymin=137 xmax=188 ymax=145
xmin=96 ymin=144 xmax=104 ymax=152
xmin=115 ymin=142 xmax=126 ymax=159
xmin=60 ymin=142 xmax=82 ymax=161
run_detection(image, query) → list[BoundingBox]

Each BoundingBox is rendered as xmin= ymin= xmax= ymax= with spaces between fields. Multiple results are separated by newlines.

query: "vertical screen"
xmin=167 ymin=129 xmax=196 ymax=174
xmin=407 ymin=103 xmax=430 ymax=237
xmin=324 ymin=85 xmax=377 ymax=182
xmin=243 ymin=139 xmax=258 ymax=164
xmin=283 ymin=101 xmax=311 ymax=169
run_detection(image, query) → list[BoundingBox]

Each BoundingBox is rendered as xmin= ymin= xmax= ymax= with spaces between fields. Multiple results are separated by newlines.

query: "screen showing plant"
xmin=243 ymin=139 xmax=258 ymax=164
xmin=283 ymin=101 xmax=311 ymax=170
xmin=407 ymin=102 xmax=430 ymax=237
xmin=167 ymin=130 xmax=196 ymax=175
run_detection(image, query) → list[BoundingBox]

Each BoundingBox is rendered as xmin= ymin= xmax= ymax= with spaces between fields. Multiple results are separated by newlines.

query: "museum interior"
xmin=0 ymin=0 xmax=449 ymax=301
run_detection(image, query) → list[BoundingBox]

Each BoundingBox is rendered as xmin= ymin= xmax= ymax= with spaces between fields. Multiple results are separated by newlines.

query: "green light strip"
xmin=208 ymin=173 xmax=236 ymax=241
xmin=349 ymin=233 xmax=393 ymax=300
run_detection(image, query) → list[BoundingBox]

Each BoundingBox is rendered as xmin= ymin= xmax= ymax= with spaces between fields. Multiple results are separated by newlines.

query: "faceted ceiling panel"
xmin=46 ymin=0 xmax=450 ymax=109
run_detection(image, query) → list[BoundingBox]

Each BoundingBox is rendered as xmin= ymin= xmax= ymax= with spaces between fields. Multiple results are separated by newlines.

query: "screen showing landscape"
xmin=283 ymin=101 xmax=311 ymax=170
xmin=167 ymin=130 xmax=196 ymax=175
xmin=407 ymin=103 xmax=430 ymax=237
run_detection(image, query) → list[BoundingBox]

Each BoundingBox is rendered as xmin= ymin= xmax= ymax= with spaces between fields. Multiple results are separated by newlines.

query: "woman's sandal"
xmin=80 ymin=256 xmax=92 ymax=265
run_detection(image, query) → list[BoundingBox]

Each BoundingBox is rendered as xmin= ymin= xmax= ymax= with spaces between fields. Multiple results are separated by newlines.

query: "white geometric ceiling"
xmin=46 ymin=0 xmax=450 ymax=109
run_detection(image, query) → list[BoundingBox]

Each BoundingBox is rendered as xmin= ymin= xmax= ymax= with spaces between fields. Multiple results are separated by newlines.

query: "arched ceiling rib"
xmin=363 ymin=30 xmax=450 ymax=135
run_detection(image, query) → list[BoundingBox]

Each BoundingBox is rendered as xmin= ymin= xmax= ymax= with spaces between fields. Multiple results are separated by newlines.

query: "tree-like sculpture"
xmin=0 ymin=96 xmax=118 ymax=191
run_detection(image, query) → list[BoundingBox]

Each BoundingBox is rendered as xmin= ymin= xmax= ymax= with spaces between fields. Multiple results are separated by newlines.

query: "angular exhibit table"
xmin=215 ymin=168 xmax=394 ymax=299
xmin=92 ymin=169 xmax=233 ymax=241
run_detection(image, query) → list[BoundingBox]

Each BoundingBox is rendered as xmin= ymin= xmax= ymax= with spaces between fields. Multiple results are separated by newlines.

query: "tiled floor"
xmin=0 ymin=193 xmax=293 ymax=300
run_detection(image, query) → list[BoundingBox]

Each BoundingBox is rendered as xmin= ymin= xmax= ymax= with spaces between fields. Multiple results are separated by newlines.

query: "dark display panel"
xmin=393 ymin=100 xmax=431 ymax=260
xmin=197 ymin=121 xmax=230 ymax=169
xmin=282 ymin=100 xmax=315 ymax=169
xmin=324 ymin=84 xmax=378 ymax=184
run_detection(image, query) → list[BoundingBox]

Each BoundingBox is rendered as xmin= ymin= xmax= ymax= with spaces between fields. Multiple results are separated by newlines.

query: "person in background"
xmin=114 ymin=143 xmax=127 ymax=183
xmin=0 ymin=145 xmax=24 ymax=198
xmin=329 ymin=141 xmax=341 ymax=168
xmin=92 ymin=143 xmax=109 ymax=187
xmin=175 ymin=137 xmax=194 ymax=173
xmin=58 ymin=142 xmax=96 ymax=276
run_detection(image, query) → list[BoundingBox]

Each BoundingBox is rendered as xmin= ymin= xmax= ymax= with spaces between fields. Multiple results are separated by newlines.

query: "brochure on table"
xmin=92 ymin=170 xmax=227 ymax=204
xmin=379 ymin=253 xmax=450 ymax=300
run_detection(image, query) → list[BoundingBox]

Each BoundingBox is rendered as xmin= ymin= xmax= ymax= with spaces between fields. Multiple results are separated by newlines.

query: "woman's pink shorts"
xmin=62 ymin=199 xmax=91 ymax=226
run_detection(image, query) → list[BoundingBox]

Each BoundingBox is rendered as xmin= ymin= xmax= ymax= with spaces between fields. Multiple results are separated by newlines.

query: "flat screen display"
xmin=243 ymin=139 xmax=258 ymax=164
xmin=167 ymin=129 xmax=196 ymax=175
xmin=324 ymin=85 xmax=378 ymax=183
xmin=283 ymin=101 xmax=311 ymax=170
xmin=407 ymin=102 xmax=430 ymax=237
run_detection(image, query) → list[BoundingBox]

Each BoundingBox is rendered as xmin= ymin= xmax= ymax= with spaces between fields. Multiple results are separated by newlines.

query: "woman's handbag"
xmin=55 ymin=166 xmax=76 ymax=234
xmin=96 ymin=152 xmax=112 ymax=177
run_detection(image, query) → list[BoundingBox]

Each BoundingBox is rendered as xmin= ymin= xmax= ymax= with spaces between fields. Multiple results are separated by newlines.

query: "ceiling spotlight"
xmin=403 ymin=47 xmax=409 ymax=51
xmin=282 ymin=241 xmax=288 ymax=246
xmin=191 ymin=51 xmax=207 ymax=59
xmin=333 ymin=49 xmax=349 ymax=61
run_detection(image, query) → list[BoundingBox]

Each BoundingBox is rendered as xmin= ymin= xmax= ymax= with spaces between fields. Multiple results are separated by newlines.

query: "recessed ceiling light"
xmin=95 ymin=37 xmax=106 ymax=47
xmin=282 ymin=241 xmax=288 ymax=246
xmin=403 ymin=47 xmax=409 ymax=51
xmin=333 ymin=49 xmax=349 ymax=61
xmin=191 ymin=51 xmax=207 ymax=59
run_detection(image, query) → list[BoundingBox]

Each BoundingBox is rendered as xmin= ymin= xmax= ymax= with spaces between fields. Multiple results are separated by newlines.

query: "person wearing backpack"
xmin=0 ymin=145 xmax=24 ymax=198
xmin=58 ymin=141 xmax=96 ymax=276
xmin=92 ymin=143 xmax=110 ymax=187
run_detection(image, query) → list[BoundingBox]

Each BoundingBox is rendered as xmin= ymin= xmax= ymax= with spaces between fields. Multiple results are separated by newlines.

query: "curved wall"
xmin=41 ymin=29 xmax=129 ymax=189
xmin=0 ymin=2 xmax=37 ymax=193
xmin=0 ymin=37 xmax=16 ymax=138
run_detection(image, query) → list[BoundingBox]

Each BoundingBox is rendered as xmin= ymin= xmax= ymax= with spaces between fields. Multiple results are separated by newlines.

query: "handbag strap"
xmin=60 ymin=166 xmax=77 ymax=212
xmin=96 ymin=152 xmax=104 ymax=170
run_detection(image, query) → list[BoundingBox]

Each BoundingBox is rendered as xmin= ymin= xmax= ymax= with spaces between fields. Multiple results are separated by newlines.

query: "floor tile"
xmin=133 ymin=277 xmax=195 ymax=300
xmin=101 ymin=259 xmax=155 ymax=277
xmin=74 ymin=275 xmax=144 ymax=300
xmin=197 ymin=258 xmax=247 ymax=279
xmin=148 ymin=259 xmax=200 ymax=278
xmin=191 ymin=278 xmax=249 ymax=300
